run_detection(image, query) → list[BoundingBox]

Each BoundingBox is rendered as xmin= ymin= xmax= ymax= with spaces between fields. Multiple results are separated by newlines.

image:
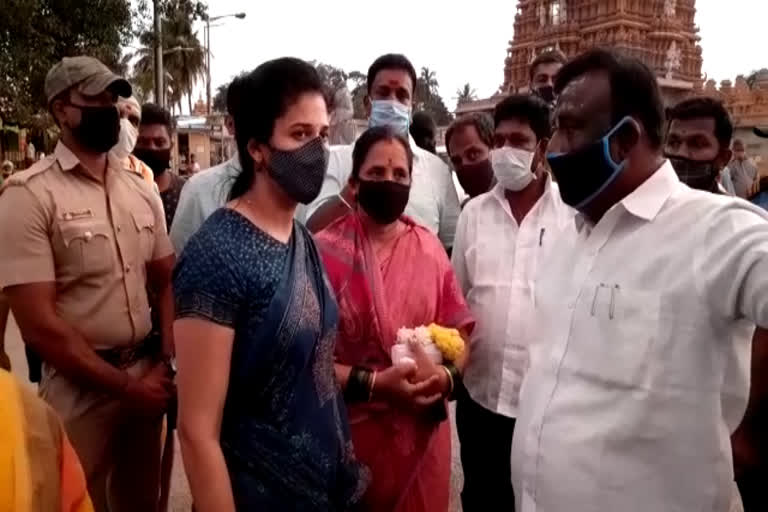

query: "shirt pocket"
xmin=564 ymin=284 xmax=660 ymax=387
xmin=58 ymin=220 xmax=113 ymax=277
xmin=132 ymin=211 xmax=156 ymax=262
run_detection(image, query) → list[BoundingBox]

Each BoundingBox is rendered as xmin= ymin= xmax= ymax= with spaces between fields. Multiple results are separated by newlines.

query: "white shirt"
xmin=512 ymin=161 xmax=768 ymax=512
xmin=306 ymin=137 xmax=461 ymax=247
xmin=452 ymin=177 xmax=574 ymax=418
xmin=169 ymin=156 xmax=241 ymax=254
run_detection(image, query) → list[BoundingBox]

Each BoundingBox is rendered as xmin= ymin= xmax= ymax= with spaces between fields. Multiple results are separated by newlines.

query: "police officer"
xmin=0 ymin=56 xmax=176 ymax=512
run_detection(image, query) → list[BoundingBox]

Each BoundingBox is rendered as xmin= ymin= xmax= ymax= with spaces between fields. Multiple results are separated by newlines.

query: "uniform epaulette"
xmin=3 ymin=155 xmax=57 ymax=187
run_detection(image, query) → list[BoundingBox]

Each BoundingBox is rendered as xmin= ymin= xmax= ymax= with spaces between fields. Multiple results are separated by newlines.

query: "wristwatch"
xmin=162 ymin=355 xmax=177 ymax=376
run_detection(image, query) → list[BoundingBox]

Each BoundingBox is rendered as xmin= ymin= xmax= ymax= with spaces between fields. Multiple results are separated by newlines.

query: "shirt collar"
xmin=54 ymin=141 xmax=81 ymax=172
xmin=573 ymin=160 xmax=678 ymax=232
xmin=619 ymin=160 xmax=679 ymax=222
xmin=54 ymin=141 xmax=125 ymax=174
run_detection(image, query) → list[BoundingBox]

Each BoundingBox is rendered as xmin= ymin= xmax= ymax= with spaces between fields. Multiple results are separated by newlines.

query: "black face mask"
xmin=667 ymin=155 xmax=720 ymax=192
xmin=547 ymin=117 xmax=634 ymax=210
xmin=133 ymin=147 xmax=171 ymax=176
xmin=456 ymin=159 xmax=495 ymax=197
xmin=357 ymin=179 xmax=411 ymax=225
xmin=268 ymin=137 xmax=329 ymax=204
xmin=534 ymin=85 xmax=556 ymax=104
xmin=70 ymin=104 xmax=120 ymax=153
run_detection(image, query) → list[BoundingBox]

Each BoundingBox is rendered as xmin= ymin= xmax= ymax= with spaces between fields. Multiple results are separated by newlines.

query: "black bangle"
xmin=443 ymin=363 xmax=463 ymax=401
xmin=344 ymin=366 xmax=373 ymax=403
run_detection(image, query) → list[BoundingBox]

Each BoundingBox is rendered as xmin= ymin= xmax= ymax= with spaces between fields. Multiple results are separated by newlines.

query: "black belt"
xmin=95 ymin=333 xmax=160 ymax=369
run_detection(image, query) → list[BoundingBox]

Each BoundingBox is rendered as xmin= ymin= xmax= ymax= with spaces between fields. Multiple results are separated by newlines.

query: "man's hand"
xmin=121 ymin=363 xmax=175 ymax=417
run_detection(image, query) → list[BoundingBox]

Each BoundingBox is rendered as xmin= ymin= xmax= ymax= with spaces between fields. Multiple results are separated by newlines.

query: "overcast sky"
xmin=190 ymin=0 xmax=766 ymax=113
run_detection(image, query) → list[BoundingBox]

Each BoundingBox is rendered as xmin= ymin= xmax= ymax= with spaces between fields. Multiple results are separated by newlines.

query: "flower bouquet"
xmin=392 ymin=323 xmax=465 ymax=366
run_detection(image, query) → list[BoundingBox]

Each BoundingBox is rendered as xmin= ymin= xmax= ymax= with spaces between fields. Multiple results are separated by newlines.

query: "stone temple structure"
xmin=457 ymin=0 xmax=703 ymax=115
xmin=455 ymin=0 xmax=768 ymax=173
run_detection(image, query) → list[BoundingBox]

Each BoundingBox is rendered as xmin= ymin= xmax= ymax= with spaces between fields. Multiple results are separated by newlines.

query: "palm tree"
xmin=125 ymin=6 xmax=205 ymax=113
xmin=455 ymin=83 xmax=477 ymax=105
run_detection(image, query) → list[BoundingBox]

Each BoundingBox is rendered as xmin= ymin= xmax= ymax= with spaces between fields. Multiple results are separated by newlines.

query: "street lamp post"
xmin=206 ymin=12 xmax=246 ymax=115
xmin=153 ymin=0 xmax=164 ymax=107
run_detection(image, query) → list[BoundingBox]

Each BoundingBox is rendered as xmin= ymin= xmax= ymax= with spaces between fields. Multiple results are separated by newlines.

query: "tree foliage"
xmin=746 ymin=69 xmax=768 ymax=90
xmin=211 ymin=70 xmax=249 ymax=114
xmin=0 ymin=0 xmax=133 ymax=126
xmin=455 ymin=83 xmax=478 ymax=105
xmin=415 ymin=67 xmax=453 ymax=125
xmin=125 ymin=0 xmax=207 ymax=114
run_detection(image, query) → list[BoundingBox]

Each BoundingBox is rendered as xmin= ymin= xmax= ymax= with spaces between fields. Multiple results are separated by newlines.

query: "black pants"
xmin=25 ymin=344 xmax=42 ymax=383
xmin=456 ymin=388 xmax=516 ymax=512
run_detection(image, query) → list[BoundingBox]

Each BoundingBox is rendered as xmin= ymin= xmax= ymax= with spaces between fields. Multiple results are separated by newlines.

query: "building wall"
xmin=187 ymin=133 xmax=211 ymax=170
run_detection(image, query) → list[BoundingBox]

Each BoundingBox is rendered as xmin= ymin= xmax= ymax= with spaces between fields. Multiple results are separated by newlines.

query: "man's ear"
xmin=613 ymin=118 xmax=641 ymax=162
xmin=716 ymin=147 xmax=733 ymax=170
xmin=534 ymin=137 xmax=550 ymax=174
xmin=364 ymin=95 xmax=372 ymax=118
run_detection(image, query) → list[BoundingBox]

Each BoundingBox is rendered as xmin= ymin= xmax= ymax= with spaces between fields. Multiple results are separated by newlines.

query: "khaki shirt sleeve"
xmin=0 ymin=186 xmax=56 ymax=287
xmin=147 ymin=189 xmax=174 ymax=261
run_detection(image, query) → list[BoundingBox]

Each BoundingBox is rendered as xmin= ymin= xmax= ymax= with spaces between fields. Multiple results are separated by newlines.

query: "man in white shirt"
xmin=512 ymin=48 xmax=768 ymax=512
xmin=305 ymin=54 xmax=460 ymax=248
xmin=452 ymin=94 xmax=573 ymax=511
xmin=170 ymin=76 xmax=244 ymax=254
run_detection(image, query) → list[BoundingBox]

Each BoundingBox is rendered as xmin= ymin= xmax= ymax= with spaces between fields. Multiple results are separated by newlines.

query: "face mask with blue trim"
xmin=546 ymin=116 xmax=637 ymax=210
xmin=369 ymin=99 xmax=411 ymax=136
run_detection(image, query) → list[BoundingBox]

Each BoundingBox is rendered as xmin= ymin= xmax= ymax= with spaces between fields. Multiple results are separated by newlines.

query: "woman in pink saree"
xmin=315 ymin=127 xmax=474 ymax=511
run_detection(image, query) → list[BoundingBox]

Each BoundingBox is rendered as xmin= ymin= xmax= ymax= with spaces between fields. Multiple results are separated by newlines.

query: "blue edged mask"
xmin=547 ymin=116 xmax=636 ymax=210
xmin=369 ymin=99 xmax=411 ymax=136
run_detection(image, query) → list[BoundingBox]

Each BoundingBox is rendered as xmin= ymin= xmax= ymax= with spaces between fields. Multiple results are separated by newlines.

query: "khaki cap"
xmin=45 ymin=56 xmax=132 ymax=104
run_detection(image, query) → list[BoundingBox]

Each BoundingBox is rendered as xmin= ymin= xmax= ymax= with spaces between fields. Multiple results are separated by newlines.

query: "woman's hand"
xmin=374 ymin=361 xmax=442 ymax=410
xmin=409 ymin=341 xmax=452 ymax=400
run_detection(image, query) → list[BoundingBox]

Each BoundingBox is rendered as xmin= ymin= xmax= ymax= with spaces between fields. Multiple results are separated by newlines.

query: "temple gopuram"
xmin=457 ymin=0 xmax=768 ymax=171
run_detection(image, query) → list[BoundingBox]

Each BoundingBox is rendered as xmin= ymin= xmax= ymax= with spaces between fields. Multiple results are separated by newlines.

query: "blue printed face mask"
xmin=369 ymin=99 xmax=411 ymax=136
xmin=546 ymin=116 xmax=636 ymax=210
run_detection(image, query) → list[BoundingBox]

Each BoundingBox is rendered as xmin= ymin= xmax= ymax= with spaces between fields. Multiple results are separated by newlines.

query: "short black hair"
xmin=367 ymin=54 xmax=418 ymax=96
xmin=410 ymin=111 xmax=436 ymax=139
xmin=140 ymin=103 xmax=175 ymax=134
xmin=667 ymin=97 xmax=734 ymax=149
xmin=445 ymin=113 xmax=495 ymax=152
xmin=231 ymin=57 xmax=325 ymax=200
xmin=529 ymin=50 xmax=567 ymax=82
xmin=555 ymin=49 xmax=665 ymax=149
xmin=351 ymin=126 xmax=413 ymax=180
xmin=494 ymin=94 xmax=552 ymax=141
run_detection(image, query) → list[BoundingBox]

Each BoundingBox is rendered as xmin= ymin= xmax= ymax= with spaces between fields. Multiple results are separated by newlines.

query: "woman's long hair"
xmin=229 ymin=58 xmax=325 ymax=200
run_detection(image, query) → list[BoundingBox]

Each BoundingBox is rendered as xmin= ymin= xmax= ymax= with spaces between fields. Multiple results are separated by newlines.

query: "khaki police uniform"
xmin=0 ymin=141 xmax=174 ymax=512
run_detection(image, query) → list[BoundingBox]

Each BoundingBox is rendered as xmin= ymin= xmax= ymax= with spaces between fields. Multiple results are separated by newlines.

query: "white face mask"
xmin=111 ymin=118 xmax=138 ymax=161
xmin=490 ymin=146 xmax=536 ymax=191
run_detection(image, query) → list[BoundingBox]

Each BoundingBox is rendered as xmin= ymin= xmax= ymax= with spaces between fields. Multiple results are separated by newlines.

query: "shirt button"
xmin=84 ymin=231 xmax=93 ymax=241
xmin=116 ymin=225 xmax=122 ymax=233
xmin=63 ymin=212 xmax=72 ymax=220
xmin=125 ymin=265 xmax=131 ymax=273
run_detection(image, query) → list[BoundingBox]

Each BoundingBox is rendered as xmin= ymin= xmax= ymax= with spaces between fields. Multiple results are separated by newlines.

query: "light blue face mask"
xmin=369 ymin=99 xmax=411 ymax=136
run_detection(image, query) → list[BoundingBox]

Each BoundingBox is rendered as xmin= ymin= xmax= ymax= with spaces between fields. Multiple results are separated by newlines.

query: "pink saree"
xmin=316 ymin=213 xmax=474 ymax=512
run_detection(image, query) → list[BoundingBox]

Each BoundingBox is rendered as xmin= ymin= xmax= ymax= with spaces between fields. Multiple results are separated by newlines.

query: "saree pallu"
xmin=0 ymin=370 xmax=92 ymax=512
xmin=219 ymin=222 xmax=367 ymax=511
xmin=316 ymin=214 xmax=474 ymax=512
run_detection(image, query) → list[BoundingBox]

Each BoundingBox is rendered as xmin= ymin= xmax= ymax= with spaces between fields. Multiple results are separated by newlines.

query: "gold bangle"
xmin=368 ymin=370 xmax=378 ymax=402
xmin=441 ymin=365 xmax=454 ymax=396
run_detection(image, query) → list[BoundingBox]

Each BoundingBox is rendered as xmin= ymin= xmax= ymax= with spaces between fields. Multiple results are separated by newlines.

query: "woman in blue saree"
xmin=172 ymin=58 xmax=366 ymax=511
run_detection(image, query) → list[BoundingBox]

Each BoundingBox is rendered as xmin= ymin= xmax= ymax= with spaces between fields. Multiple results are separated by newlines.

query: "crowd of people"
xmin=0 ymin=45 xmax=767 ymax=512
